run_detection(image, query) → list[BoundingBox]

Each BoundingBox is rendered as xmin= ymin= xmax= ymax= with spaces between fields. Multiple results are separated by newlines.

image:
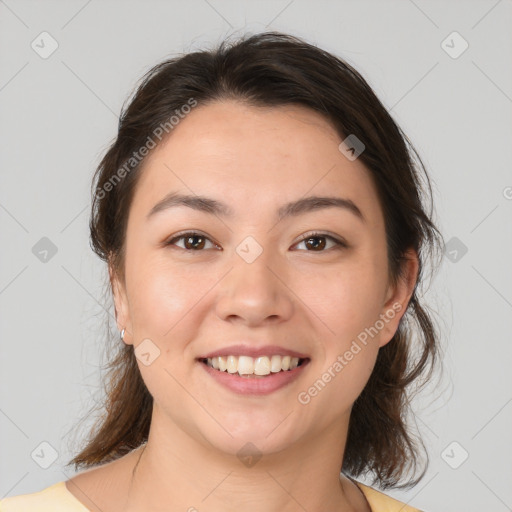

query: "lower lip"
xmin=198 ymin=359 xmax=310 ymax=395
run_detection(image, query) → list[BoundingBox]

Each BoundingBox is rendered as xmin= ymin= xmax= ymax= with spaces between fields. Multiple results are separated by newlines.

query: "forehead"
xmin=130 ymin=100 xmax=383 ymax=227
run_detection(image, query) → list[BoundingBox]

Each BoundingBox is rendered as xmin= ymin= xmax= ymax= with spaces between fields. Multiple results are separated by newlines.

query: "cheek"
xmin=304 ymin=257 xmax=386 ymax=341
xmin=297 ymin=335 xmax=379 ymax=417
xmin=295 ymin=257 xmax=384 ymax=402
xmin=126 ymin=255 xmax=207 ymax=339
xmin=125 ymin=260 xmax=209 ymax=400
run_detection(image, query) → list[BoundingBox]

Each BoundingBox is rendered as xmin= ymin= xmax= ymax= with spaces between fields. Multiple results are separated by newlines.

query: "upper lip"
xmin=197 ymin=344 xmax=310 ymax=360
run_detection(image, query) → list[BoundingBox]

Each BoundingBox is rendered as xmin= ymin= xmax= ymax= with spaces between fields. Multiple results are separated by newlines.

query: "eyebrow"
xmin=146 ymin=192 xmax=365 ymax=223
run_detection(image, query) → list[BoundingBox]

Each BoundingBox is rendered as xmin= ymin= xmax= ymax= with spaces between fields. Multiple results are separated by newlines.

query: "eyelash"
xmin=164 ymin=231 xmax=348 ymax=252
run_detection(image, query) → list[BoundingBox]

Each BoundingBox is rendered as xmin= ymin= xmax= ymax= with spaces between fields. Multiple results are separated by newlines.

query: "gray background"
xmin=1 ymin=1 xmax=511 ymax=511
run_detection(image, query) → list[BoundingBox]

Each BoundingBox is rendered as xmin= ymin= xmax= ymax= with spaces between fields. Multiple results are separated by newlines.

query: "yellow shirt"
xmin=0 ymin=480 xmax=421 ymax=511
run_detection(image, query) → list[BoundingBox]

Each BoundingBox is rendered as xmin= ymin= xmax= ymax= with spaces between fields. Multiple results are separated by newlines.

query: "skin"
xmin=66 ymin=100 xmax=418 ymax=512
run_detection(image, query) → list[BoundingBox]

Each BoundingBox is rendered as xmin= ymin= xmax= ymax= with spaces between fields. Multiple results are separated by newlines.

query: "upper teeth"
xmin=206 ymin=355 xmax=301 ymax=376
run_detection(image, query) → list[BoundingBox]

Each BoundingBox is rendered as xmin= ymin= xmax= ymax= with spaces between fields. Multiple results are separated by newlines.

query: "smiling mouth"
xmin=198 ymin=355 xmax=309 ymax=378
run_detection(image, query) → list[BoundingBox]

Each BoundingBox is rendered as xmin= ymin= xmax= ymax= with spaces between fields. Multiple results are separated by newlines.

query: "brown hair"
xmin=67 ymin=31 xmax=444 ymax=490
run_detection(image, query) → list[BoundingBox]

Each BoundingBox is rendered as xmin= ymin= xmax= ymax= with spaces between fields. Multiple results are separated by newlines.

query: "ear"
xmin=378 ymin=248 xmax=419 ymax=348
xmin=109 ymin=263 xmax=134 ymax=346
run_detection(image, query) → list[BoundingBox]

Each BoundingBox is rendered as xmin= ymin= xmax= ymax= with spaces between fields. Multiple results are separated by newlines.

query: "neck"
xmin=121 ymin=407 xmax=366 ymax=512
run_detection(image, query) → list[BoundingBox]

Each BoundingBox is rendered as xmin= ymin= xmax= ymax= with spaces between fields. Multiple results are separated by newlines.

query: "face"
xmin=111 ymin=100 xmax=417 ymax=458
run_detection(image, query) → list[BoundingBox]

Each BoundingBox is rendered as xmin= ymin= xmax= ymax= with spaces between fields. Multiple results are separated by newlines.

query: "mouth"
xmin=197 ymin=355 xmax=310 ymax=378
xmin=197 ymin=352 xmax=311 ymax=395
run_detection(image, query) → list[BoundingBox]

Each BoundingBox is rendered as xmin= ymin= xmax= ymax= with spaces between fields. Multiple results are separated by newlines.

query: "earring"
xmin=120 ymin=328 xmax=125 ymax=341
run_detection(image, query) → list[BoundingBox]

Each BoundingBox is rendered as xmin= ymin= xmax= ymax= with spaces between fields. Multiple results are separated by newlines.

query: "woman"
xmin=1 ymin=31 xmax=442 ymax=512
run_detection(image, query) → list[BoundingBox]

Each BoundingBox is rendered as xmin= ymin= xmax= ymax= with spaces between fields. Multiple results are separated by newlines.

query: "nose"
xmin=214 ymin=249 xmax=294 ymax=327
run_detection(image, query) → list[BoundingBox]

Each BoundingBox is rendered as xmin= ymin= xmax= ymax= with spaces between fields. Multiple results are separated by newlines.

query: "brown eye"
xmin=294 ymin=232 xmax=346 ymax=252
xmin=165 ymin=232 xmax=217 ymax=251
xmin=304 ymin=236 xmax=327 ymax=251
xmin=183 ymin=234 xmax=206 ymax=250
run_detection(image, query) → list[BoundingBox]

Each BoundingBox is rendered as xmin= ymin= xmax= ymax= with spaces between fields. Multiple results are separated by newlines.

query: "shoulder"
xmin=2 ymin=448 xmax=143 ymax=512
xmin=0 ymin=481 xmax=90 ymax=512
xmin=355 ymin=481 xmax=423 ymax=512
